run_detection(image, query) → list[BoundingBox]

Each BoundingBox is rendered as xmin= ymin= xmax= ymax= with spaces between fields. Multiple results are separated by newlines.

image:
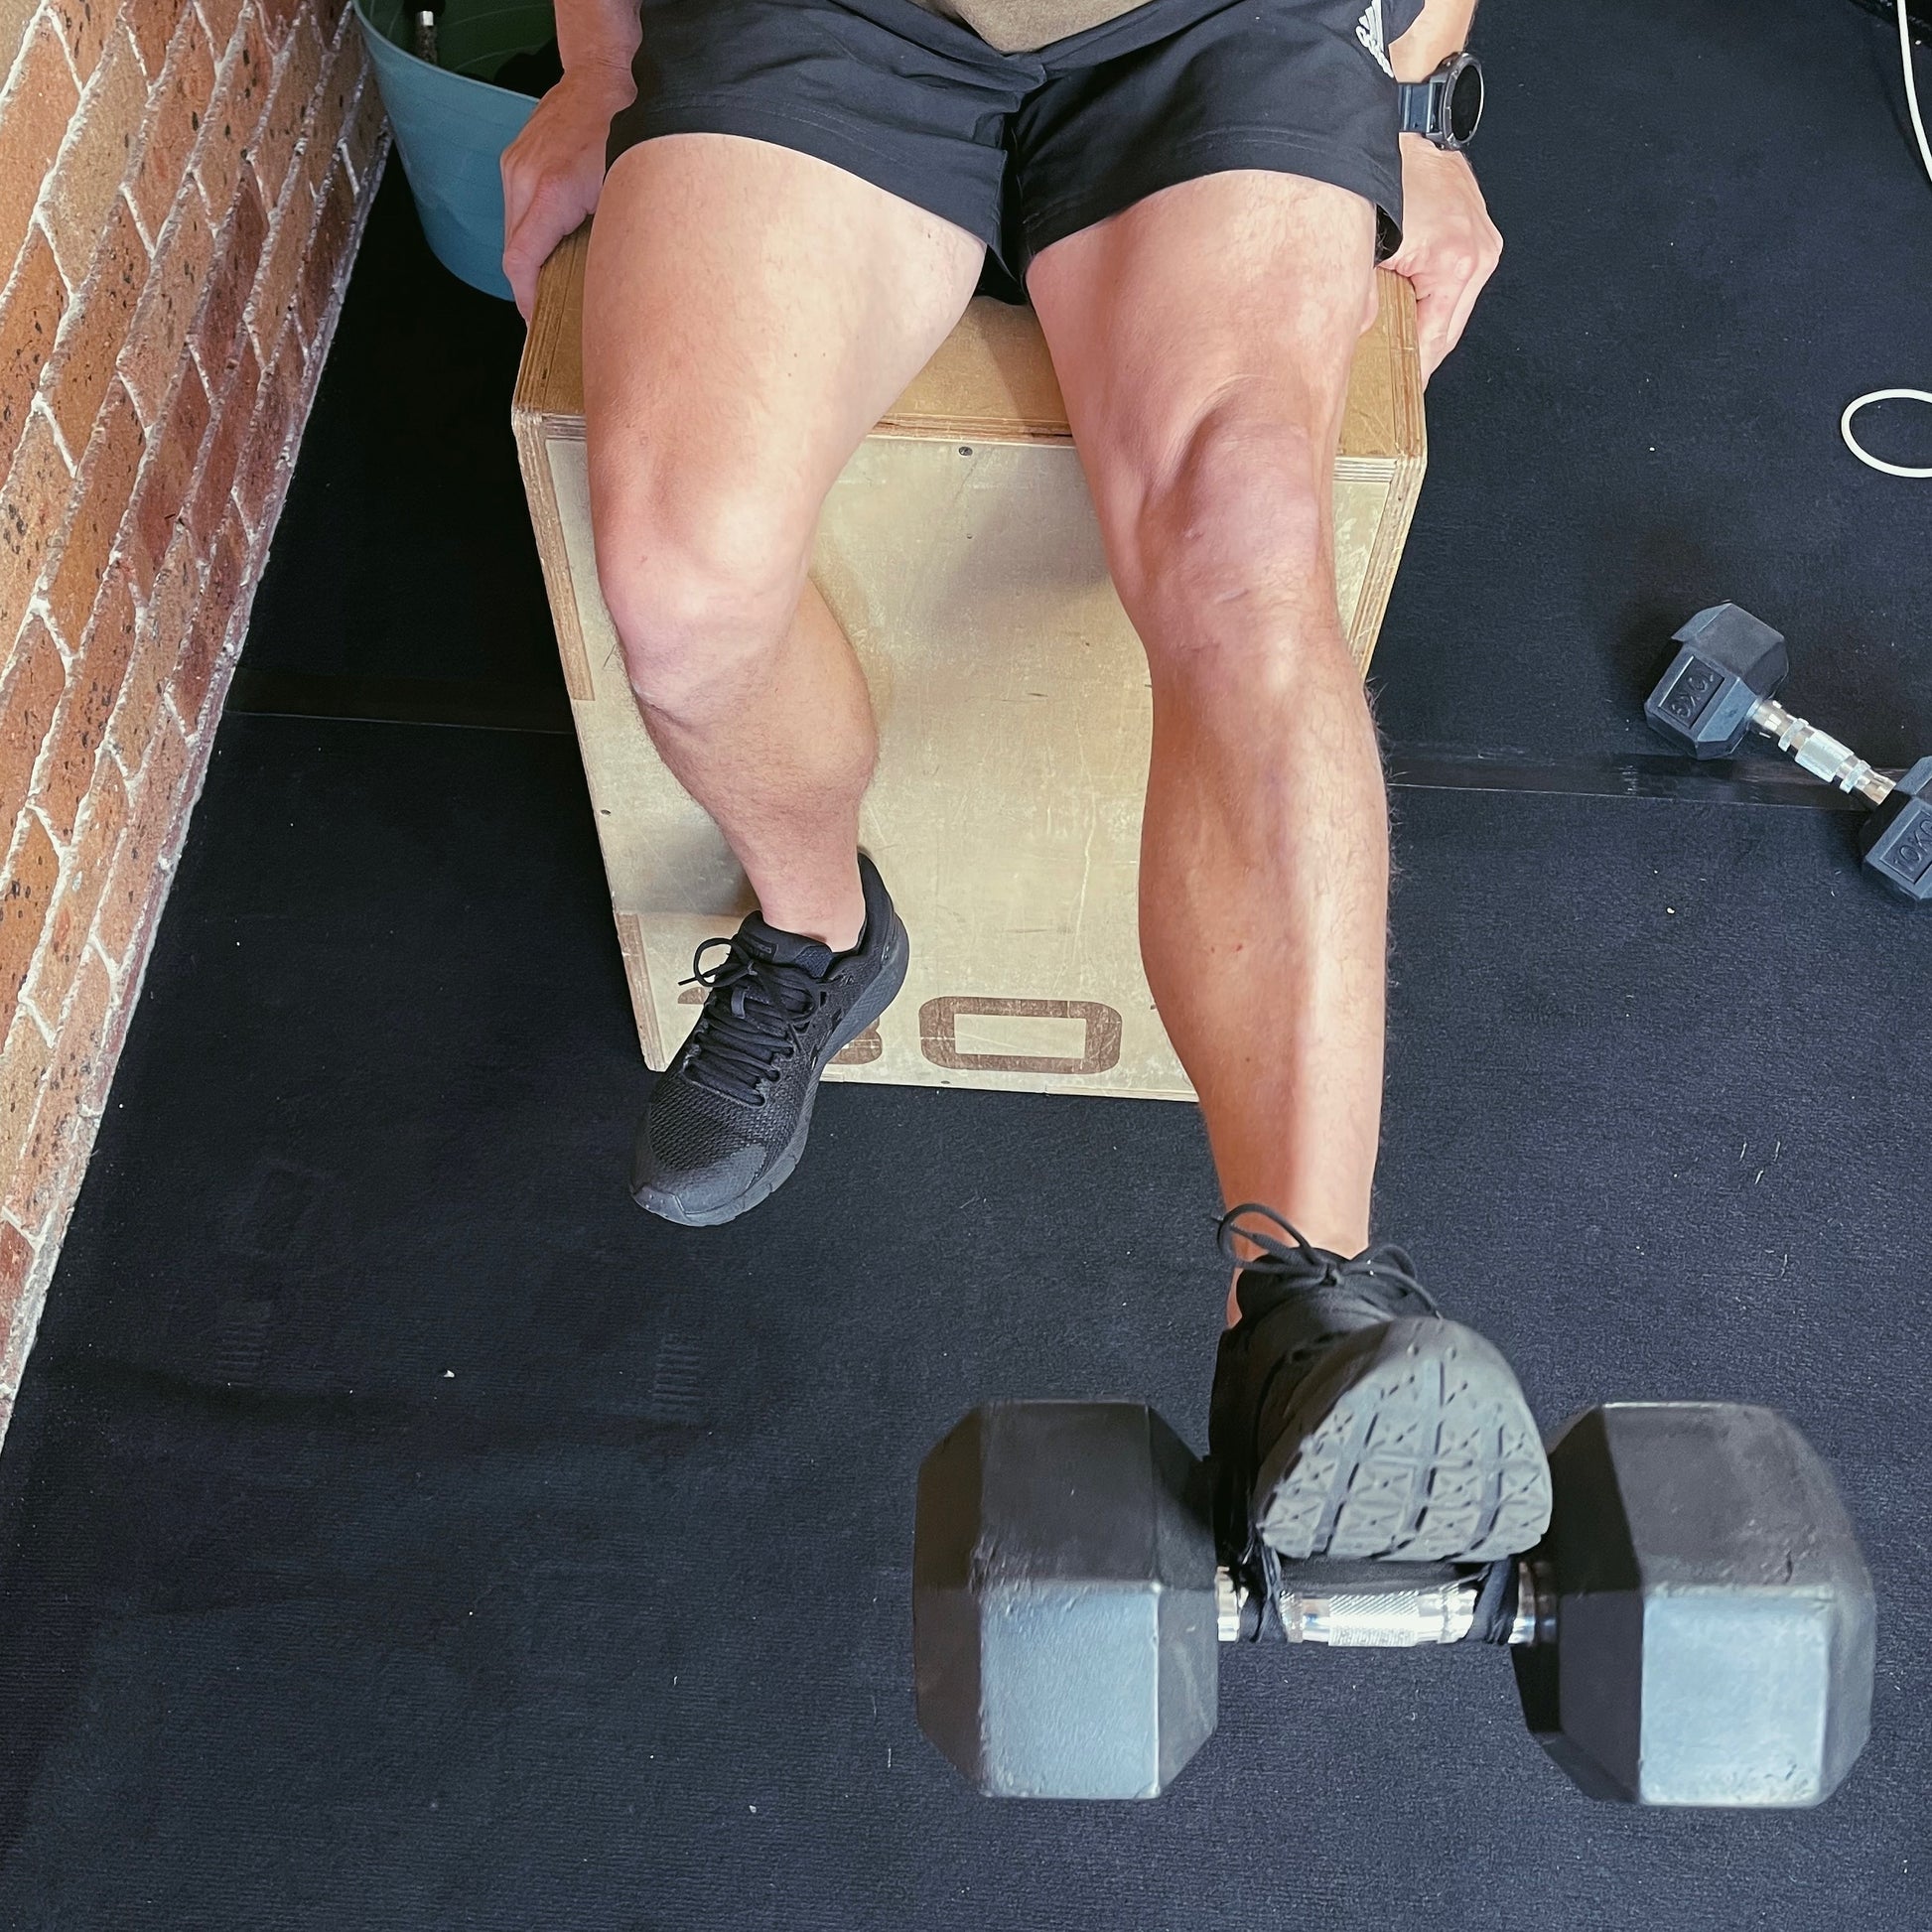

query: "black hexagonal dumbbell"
xmin=1861 ymin=756 xmax=1932 ymax=901
xmin=1644 ymin=602 xmax=1932 ymax=903
xmin=913 ymin=1403 xmax=1218 ymax=1799
xmin=912 ymin=1399 xmax=1873 ymax=1806
xmin=1509 ymin=1403 xmax=1873 ymax=1804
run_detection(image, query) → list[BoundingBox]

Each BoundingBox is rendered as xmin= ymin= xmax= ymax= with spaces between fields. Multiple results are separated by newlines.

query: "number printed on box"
xmin=919 ymin=998 xmax=1124 ymax=1076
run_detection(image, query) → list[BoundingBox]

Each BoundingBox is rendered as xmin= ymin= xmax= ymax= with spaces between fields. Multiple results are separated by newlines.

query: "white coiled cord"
xmin=1840 ymin=0 xmax=1932 ymax=477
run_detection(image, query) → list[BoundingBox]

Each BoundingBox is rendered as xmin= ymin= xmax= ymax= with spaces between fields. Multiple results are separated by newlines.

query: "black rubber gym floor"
xmin=2 ymin=0 xmax=1928 ymax=1922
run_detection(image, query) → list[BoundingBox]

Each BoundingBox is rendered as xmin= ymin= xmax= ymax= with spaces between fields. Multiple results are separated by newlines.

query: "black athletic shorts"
xmin=605 ymin=0 xmax=1424 ymax=290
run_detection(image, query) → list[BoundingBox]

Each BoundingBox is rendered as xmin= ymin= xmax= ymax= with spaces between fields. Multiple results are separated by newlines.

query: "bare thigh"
xmin=583 ymin=133 xmax=985 ymax=630
xmin=1026 ymin=168 xmax=1378 ymax=613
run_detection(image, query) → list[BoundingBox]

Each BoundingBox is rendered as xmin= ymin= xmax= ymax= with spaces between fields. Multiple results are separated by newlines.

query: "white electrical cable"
xmin=1840 ymin=0 xmax=1932 ymax=477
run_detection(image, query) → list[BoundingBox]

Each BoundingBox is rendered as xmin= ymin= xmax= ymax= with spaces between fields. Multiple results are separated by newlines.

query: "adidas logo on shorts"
xmin=1356 ymin=0 xmax=1393 ymax=77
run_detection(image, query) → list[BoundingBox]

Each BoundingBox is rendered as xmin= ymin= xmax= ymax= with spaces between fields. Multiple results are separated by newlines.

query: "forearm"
xmin=556 ymin=0 xmax=640 ymax=78
xmin=1389 ymin=0 xmax=1476 ymax=83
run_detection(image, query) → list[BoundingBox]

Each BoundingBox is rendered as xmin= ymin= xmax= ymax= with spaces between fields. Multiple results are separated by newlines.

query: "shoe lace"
xmin=674 ymin=934 xmax=824 ymax=1105
xmin=1216 ymin=1201 xmax=1437 ymax=1316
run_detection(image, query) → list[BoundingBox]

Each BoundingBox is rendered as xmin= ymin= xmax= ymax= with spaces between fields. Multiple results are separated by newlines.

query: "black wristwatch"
xmin=1397 ymin=50 xmax=1483 ymax=151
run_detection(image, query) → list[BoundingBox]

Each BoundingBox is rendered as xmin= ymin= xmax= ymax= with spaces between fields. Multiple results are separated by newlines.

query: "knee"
xmin=590 ymin=467 xmax=809 ymax=720
xmin=1114 ymin=404 xmax=1337 ymax=673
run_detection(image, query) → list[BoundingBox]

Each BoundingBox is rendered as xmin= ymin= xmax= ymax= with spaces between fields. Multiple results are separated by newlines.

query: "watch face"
xmin=1447 ymin=60 xmax=1483 ymax=144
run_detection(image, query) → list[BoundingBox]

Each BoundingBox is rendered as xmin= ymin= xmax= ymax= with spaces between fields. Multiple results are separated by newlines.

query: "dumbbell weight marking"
xmin=1867 ymin=757 xmax=1932 ymax=892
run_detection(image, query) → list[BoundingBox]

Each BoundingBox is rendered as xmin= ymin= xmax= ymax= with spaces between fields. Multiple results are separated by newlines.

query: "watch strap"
xmin=1397 ymin=75 xmax=1440 ymax=140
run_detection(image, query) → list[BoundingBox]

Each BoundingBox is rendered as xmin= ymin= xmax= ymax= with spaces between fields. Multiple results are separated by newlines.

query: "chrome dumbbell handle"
xmin=1216 ymin=1559 xmax=1555 ymax=1648
xmin=1748 ymin=698 xmax=1896 ymax=807
xmin=1278 ymin=1580 xmax=1479 ymax=1645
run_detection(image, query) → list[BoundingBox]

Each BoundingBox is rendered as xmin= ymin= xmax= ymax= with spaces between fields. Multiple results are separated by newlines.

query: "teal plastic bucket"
xmin=353 ymin=0 xmax=554 ymax=298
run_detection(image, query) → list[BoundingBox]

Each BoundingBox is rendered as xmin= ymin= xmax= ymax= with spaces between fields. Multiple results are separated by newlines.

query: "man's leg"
xmin=1029 ymin=171 xmax=1385 ymax=1268
xmin=588 ymin=133 xmax=983 ymax=1224
xmin=583 ymin=133 xmax=983 ymax=949
xmin=1033 ymin=173 xmax=1549 ymax=1561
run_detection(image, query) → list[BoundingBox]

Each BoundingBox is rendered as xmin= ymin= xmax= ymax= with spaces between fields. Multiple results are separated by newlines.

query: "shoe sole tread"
xmin=1252 ymin=1316 xmax=1552 ymax=1562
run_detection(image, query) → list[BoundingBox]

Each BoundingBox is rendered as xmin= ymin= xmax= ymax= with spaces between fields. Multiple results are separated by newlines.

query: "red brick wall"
xmin=0 ymin=0 xmax=390 ymax=1440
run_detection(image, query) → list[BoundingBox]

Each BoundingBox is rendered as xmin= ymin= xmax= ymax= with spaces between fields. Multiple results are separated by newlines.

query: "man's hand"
xmin=1382 ymin=134 xmax=1502 ymax=384
xmin=500 ymin=62 xmax=637 ymax=321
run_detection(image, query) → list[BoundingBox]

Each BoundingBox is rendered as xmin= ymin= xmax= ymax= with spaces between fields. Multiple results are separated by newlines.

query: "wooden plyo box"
xmin=513 ymin=229 xmax=1425 ymax=1101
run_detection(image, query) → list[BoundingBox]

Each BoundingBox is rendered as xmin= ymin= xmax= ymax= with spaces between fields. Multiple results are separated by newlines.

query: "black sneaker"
xmin=1208 ymin=1204 xmax=1551 ymax=1563
xmin=630 ymin=854 xmax=908 ymax=1226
